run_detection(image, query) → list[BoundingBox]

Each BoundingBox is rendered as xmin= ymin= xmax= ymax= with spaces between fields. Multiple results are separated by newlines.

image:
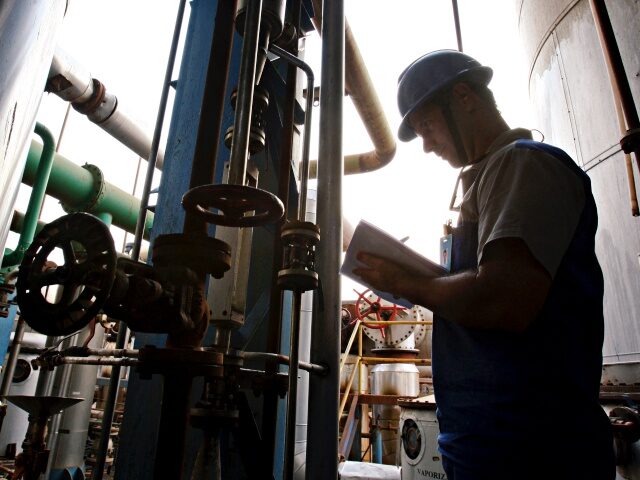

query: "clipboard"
xmin=340 ymin=220 xmax=447 ymax=308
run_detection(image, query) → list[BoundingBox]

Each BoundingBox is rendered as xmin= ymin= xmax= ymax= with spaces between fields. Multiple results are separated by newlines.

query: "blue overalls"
xmin=433 ymin=140 xmax=615 ymax=480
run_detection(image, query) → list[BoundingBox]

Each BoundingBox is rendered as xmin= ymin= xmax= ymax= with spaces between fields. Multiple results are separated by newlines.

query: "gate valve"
xmin=353 ymin=289 xmax=406 ymax=339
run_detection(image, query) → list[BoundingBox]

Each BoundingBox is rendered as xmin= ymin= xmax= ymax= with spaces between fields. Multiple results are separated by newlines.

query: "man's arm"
xmin=355 ymin=236 xmax=551 ymax=333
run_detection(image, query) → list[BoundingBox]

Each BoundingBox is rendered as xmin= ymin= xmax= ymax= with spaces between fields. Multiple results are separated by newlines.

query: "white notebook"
xmin=340 ymin=219 xmax=446 ymax=308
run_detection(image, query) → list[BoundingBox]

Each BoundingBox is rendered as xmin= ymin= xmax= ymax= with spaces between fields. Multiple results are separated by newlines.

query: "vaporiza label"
xmin=416 ymin=468 xmax=446 ymax=479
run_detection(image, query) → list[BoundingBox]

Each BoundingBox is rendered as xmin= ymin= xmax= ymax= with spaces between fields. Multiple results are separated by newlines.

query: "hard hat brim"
xmin=397 ymin=66 xmax=493 ymax=142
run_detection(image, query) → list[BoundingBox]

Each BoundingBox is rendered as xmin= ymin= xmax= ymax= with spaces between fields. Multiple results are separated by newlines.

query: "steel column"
xmin=306 ymin=0 xmax=344 ymax=478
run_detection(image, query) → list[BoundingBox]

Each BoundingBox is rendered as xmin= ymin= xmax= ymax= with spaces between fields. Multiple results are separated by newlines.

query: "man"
xmin=354 ymin=50 xmax=614 ymax=479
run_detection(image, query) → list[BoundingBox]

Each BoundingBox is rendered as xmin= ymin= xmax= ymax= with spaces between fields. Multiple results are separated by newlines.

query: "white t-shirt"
xmin=458 ymin=129 xmax=585 ymax=278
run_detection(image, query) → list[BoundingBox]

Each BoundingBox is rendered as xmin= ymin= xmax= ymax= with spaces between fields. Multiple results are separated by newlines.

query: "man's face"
xmin=408 ymin=101 xmax=464 ymax=168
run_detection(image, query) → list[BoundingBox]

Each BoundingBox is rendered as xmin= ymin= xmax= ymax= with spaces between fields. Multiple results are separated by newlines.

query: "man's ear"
xmin=451 ymin=82 xmax=475 ymax=112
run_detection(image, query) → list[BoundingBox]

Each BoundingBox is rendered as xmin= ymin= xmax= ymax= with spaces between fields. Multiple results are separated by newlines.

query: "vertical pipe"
xmin=0 ymin=317 xmax=26 ymax=399
xmin=451 ymin=0 xmax=463 ymax=52
xmin=183 ymin=0 xmax=237 ymax=234
xmin=589 ymin=0 xmax=640 ymax=167
xmin=228 ymin=0 xmax=263 ymax=186
xmin=588 ymin=0 xmax=640 ymax=216
xmin=284 ymin=291 xmax=302 ymax=480
xmin=131 ymin=0 xmax=187 ymax=261
xmin=307 ymin=0 xmax=344 ymax=478
xmin=2 ymin=123 xmax=56 ymax=268
xmin=93 ymin=3 xmax=187 ymax=479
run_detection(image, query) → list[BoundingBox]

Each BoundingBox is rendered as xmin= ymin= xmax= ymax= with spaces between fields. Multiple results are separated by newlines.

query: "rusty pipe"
xmin=588 ymin=0 xmax=640 ymax=216
xmin=309 ymin=0 xmax=396 ymax=177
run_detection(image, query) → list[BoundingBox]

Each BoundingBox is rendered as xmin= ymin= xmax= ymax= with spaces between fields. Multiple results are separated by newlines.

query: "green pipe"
xmin=2 ymin=123 xmax=57 ymax=268
xmin=23 ymin=140 xmax=153 ymax=239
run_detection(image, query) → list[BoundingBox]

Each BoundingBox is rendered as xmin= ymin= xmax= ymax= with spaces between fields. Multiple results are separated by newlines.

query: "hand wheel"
xmin=16 ymin=213 xmax=117 ymax=336
xmin=182 ymin=184 xmax=284 ymax=227
xmin=353 ymin=289 xmax=406 ymax=339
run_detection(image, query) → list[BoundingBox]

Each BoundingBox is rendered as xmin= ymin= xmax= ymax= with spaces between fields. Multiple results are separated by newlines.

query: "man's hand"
xmin=352 ymin=252 xmax=439 ymax=305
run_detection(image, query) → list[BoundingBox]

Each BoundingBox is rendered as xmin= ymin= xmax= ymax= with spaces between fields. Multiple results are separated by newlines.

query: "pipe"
xmin=10 ymin=211 xmax=46 ymax=237
xmin=268 ymin=45 xmax=315 ymax=220
xmin=309 ymin=0 xmax=396 ymax=177
xmin=242 ymin=352 xmax=326 ymax=375
xmin=306 ymin=0 xmax=343 ymax=478
xmin=47 ymin=48 xmax=166 ymax=170
xmin=452 ymin=0 xmax=463 ymax=52
xmin=588 ymin=0 xmax=640 ymax=216
xmin=0 ymin=316 xmax=27 ymax=399
xmin=2 ymin=123 xmax=56 ymax=268
xmin=284 ymin=292 xmax=302 ymax=480
xmin=228 ymin=0 xmax=263 ymax=186
xmin=23 ymin=140 xmax=153 ymax=238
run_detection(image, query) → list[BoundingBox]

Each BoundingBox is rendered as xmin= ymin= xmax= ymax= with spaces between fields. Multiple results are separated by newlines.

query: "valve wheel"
xmin=353 ymin=289 xmax=406 ymax=338
xmin=182 ymin=184 xmax=284 ymax=227
xmin=16 ymin=213 xmax=117 ymax=336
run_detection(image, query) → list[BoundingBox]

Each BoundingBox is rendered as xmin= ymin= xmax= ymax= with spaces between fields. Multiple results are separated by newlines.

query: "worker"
xmin=353 ymin=50 xmax=614 ymax=479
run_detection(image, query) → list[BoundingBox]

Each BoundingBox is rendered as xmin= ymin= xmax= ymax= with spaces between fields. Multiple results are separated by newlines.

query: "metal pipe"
xmin=183 ymin=0 xmax=237 ymax=234
xmin=10 ymin=211 xmax=46 ymax=236
xmin=23 ymin=141 xmax=154 ymax=238
xmin=451 ymin=0 xmax=463 ymax=52
xmin=2 ymin=123 xmax=56 ymax=268
xmin=34 ymin=356 xmax=139 ymax=367
xmin=268 ymin=45 xmax=315 ymax=220
xmin=0 ymin=316 xmax=26 ymax=399
xmin=131 ymin=0 xmax=187 ymax=261
xmin=47 ymin=48 xmax=166 ymax=169
xmin=228 ymin=0 xmax=263 ymax=186
xmin=243 ymin=352 xmax=326 ymax=375
xmin=284 ymin=291 xmax=302 ymax=480
xmin=306 ymin=0 xmax=344 ymax=478
xmin=589 ymin=0 xmax=640 ymax=216
xmin=309 ymin=1 xmax=396 ymax=177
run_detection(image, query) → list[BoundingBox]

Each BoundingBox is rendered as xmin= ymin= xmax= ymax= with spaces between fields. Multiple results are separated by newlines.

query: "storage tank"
xmin=0 ymin=332 xmax=47 ymax=456
xmin=515 ymin=0 xmax=640 ymax=367
xmin=0 ymin=0 xmax=68 ymax=264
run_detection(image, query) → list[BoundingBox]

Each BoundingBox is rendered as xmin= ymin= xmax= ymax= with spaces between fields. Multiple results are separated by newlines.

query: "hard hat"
xmin=397 ymin=50 xmax=493 ymax=142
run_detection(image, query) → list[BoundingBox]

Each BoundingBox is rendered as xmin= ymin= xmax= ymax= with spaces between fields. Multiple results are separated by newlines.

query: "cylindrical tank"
xmin=0 ymin=332 xmax=48 ymax=456
xmin=370 ymin=363 xmax=419 ymax=465
xmin=399 ymin=397 xmax=447 ymax=480
xmin=515 ymin=0 xmax=640 ymax=367
xmin=0 ymin=0 xmax=68 ymax=264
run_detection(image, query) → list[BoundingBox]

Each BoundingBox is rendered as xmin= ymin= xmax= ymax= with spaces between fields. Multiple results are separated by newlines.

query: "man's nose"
xmin=422 ymin=136 xmax=435 ymax=154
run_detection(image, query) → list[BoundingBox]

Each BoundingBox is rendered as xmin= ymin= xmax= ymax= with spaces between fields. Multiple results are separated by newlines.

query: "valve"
xmin=182 ymin=184 xmax=284 ymax=228
xmin=353 ymin=289 xmax=406 ymax=339
xmin=16 ymin=213 xmax=117 ymax=336
xmin=277 ymin=220 xmax=320 ymax=291
xmin=224 ymin=86 xmax=269 ymax=156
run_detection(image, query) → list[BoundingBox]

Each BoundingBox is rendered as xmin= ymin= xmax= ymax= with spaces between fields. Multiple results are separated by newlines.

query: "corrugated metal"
xmin=517 ymin=0 xmax=640 ymax=363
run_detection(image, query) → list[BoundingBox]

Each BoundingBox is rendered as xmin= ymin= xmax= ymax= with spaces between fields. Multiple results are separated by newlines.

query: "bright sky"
xmin=15 ymin=0 xmax=535 ymax=300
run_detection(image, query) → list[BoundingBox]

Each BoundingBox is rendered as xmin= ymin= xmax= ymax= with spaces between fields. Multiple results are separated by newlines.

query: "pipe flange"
xmin=72 ymin=78 xmax=106 ymax=115
xmin=151 ymin=233 xmax=232 ymax=279
xmin=621 ymin=128 xmax=640 ymax=154
xmin=61 ymin=164 xmax=106 ymax=214
xmin=137 ymin=346 xmax=224 ymax=377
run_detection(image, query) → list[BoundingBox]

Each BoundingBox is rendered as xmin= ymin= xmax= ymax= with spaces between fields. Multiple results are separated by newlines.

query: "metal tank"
xmin=370 ymin=363 xmax=419 ymax=465
xmin=0 ymin=0 xmax=68 ymax=264
xmin=0 ymin=332 xmax=47 ymax=456
xmin=515 ymin=0 xmax=640 ymax=366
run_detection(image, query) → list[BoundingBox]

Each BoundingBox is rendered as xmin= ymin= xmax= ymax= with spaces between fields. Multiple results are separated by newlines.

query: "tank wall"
xmin=516 ymin=0 xmax=640 ymax=364
xmin=0 ymin=0 xmax=67 ymax=263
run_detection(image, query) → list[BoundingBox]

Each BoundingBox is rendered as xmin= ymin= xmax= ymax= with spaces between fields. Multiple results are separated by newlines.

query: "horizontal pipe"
xmin=23 ymin=140 xmax=153 ymax=238
xmin=33 ymin=356 xmax=140 ymax=368
xmin=47 ymin=48 xmax=165 ymax=169
xmin=243 ymin=351 xmax=327 ymax=375
xmin=309 ymin=0 xmax=396 ymax=177
xmin=10 ymin=211 xmax=46 ymax=236
xmin=360 ymin=357 xmax=432 ymax=365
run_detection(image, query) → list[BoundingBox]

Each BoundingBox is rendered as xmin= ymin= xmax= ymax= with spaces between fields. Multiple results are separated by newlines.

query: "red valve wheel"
xmin=352 ymin=289 xmax=406 ymax=338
